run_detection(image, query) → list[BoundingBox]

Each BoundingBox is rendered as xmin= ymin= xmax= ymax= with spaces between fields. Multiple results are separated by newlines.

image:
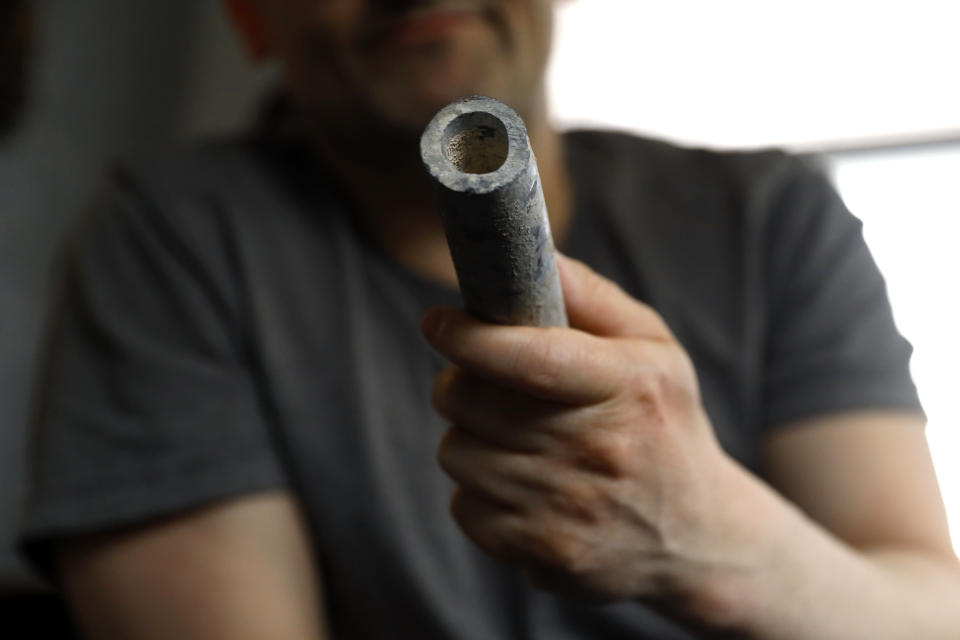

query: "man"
xmin=20 ymin=1 xmax=960 ymax=638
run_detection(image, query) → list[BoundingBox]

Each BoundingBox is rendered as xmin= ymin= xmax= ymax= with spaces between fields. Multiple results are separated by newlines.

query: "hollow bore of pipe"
xmin=421 ymin=95 xmax=568 ymax=327
xmin=441 ymin=111 xmax=509 ymax=174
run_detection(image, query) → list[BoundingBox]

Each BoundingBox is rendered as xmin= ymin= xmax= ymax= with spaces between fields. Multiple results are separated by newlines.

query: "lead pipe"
xmin=420 ymin=95 xmax=567 ymax=327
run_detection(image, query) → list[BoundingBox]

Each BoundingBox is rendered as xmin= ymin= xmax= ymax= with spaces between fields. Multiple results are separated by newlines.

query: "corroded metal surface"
xmin=420 ymin=95 xmax=567 ymax=327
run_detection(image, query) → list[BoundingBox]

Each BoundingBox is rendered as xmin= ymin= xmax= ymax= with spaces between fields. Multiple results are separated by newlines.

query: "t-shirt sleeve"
xmin=760 ymin=155 xmax=922 ymax=429
xmin=19 ymin=171 xmax=287 ymax=575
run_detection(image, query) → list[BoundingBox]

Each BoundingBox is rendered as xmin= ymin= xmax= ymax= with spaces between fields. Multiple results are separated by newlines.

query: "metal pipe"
xmin=420 ymin=95 xmax=567 ymax=327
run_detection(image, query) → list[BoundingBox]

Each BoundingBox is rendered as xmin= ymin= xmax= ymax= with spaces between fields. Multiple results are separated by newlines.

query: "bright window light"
xmin=830 ymin=147 xmax=960 ymax=551
xmin=549 ymin=0 xmax=960 ymax=150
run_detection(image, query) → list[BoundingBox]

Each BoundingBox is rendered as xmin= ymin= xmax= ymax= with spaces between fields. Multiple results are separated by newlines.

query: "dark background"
xmin=0 ymin=0 xmax=265 ymax=597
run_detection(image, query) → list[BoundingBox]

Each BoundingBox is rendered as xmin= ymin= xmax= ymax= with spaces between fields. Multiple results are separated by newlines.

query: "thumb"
xmin=556 ymin=253 xmax=673 ymax=341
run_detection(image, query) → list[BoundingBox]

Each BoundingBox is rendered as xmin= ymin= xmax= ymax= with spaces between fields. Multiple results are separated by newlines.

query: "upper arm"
xmin=59 ymin=491 xmax=329 ymax=640
xmin=752 ymin=157 xmax=949 ymax=556
xmin=760 ymin=410 xmax=955 ymax=561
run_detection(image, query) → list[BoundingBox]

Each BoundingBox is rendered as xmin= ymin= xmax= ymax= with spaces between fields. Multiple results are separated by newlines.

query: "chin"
xmin=365 ymin=59 xmax=509 ymax=132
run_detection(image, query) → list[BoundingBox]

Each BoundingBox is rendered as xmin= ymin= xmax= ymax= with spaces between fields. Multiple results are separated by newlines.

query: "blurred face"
xmin=249 ymin=0 xmax=554 ymax=135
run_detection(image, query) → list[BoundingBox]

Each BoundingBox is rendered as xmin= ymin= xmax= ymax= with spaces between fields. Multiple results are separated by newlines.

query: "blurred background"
xmin=1 ymin=0 xmax=958 ymax=630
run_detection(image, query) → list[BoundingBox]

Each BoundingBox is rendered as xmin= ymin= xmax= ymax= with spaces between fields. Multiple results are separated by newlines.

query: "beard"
xmin=292 ymin=0 xmax=531 ymax=138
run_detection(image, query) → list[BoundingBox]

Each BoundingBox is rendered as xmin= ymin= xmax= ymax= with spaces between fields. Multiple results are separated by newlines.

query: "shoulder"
xmin=563 ymin=128 xmax=808 ymax=176
xmin=66 ymin=135 xmax=318 ymax=265
xmin=112 ymin=135 xmax=306 ymax=218
xmin=562 ymin=128 xmax=824 ymax=211
xmin=561 ymin=130 xmax=848 ymax=268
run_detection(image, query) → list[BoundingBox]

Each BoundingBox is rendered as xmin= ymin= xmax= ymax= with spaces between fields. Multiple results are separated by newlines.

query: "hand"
xmin=421 ymin=254 xmax=758 ymax=604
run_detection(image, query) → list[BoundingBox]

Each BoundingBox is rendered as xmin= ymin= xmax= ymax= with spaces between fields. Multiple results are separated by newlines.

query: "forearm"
xmin=680 ymin=468 xmax=960 ymax=639
xmin=60 ymin=493 xmax=329 ymax=640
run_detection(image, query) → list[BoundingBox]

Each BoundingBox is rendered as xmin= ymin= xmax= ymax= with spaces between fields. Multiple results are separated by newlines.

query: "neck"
xmin=306 ymin=96 xmax=572 ymax=288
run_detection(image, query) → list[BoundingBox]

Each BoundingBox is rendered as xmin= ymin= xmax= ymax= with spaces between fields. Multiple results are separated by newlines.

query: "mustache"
xmin=356 ymin=0 xmax=506 ymax=50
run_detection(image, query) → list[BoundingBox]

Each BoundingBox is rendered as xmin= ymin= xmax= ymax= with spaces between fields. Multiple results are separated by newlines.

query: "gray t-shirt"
xmin=21 ymin=130 xmax=920 ymax=638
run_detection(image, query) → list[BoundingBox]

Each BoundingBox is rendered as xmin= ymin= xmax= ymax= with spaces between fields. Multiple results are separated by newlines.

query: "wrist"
xmin=663 ymin=456 xmax=802 ymax=632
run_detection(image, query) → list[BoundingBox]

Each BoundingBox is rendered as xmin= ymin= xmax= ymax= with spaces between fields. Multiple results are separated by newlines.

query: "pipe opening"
xmin=442 ymin=111 xmax=509 ymax=174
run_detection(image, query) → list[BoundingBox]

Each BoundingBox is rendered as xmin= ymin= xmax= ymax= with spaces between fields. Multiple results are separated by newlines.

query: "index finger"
xmin=421 ymin=307 xmax=627 ymax=404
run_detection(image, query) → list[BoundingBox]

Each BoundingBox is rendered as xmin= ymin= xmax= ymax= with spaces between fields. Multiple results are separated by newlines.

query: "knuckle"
xmin=537 ymin=528 xmax=585 ymax=572
xmin=451 ymin=491 xmax=515 ymax=560
xmin=572 ymin=427 xmax=638 ymax=478
xmin=431 ymin=367 xmax=459 ymax=418
xmin=629 ymin=366 xmax=666 ymax=405
xmin=546 ymin=478 xmax=601 ymax=524
xmin=511 ymin=335 xmax=567 ymax=393
xmin=435 ymin=428 xmax=460 ymax=474
xmin=578 ymin=430 xmax=637 ymax=478
xmin=431 ymin=376 xmax=449 ymax=417
xmin=625 ymin=344 xmax=701 ymax=414
xmin=621 ymin=361 xmax=669 ymax=421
